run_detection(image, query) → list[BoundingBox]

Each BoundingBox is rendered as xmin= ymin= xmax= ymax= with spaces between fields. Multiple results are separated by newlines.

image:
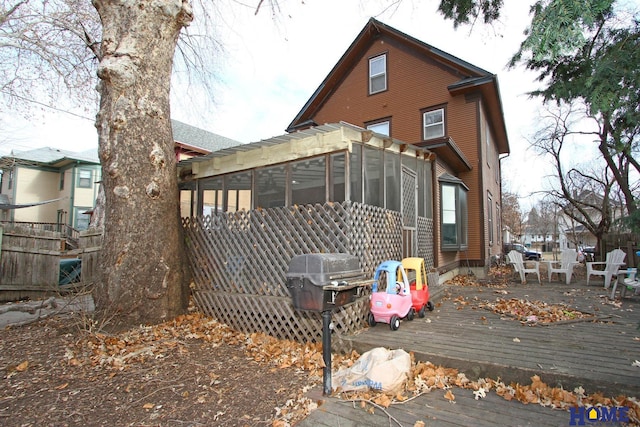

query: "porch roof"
xmin=178 ymin=122 xmax=434 ymax=179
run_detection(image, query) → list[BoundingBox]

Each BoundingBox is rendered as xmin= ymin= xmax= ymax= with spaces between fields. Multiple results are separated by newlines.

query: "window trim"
xmin=77 ymin=169 xmax=92 ymax=189
xmin=368 ymin=54 xmax=387 ymax=95
xmin=487 ymin=192 xmax=493 ymax=245
xmin=365 ymin=118 xmax=391 ymax=137
xmin=422 ymin=107 xmax=445 ymax=141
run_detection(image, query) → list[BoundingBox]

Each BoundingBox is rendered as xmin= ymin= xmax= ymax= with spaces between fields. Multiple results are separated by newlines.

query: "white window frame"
xmin=439 ymin=176 xmax=468 ymax=251
xmin=366 ymin=120 xmax=390 ymax=136
xmin=423 ymin=108 xmax=445 ymax=140
xmin=78 ymin=169 xmax=92 ymax=188
xmin=369 ymin=54 xmax=387 ymax=94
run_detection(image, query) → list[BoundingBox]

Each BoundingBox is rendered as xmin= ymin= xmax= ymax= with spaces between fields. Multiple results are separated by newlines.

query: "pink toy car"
xmin=368 ymin=260 xmax=414 ymax=330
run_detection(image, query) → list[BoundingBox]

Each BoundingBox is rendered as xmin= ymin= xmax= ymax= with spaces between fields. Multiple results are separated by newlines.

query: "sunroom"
xmin=177 ymin=122 xmax=436 ymax=344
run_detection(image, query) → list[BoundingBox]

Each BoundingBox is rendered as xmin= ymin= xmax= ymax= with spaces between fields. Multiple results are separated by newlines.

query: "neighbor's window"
xmin=78 ymin=169 xmax=92 ymax=188
xmin=439 ymin=175 xmax=468 ymax=251
xmin=59 ymin=171 xmax=65 ymax=190
xmin=369 ymin=54 xmax=387 ymax=94
xmin=74 ymin=207 xmax=91 ymax=231
xmin=423 ymin=108 xmax=445 ymax=140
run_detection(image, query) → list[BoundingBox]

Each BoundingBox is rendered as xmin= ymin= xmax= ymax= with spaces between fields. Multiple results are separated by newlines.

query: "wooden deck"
xmin=298 ymin=272 xmax=640 ymax=426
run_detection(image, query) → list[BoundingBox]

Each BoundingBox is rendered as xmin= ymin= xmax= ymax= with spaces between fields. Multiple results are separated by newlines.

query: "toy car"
xmin=401 ymin=257 xmax=434 ymax=318
xmin=368 ymin=260 xmax=414 ymax=330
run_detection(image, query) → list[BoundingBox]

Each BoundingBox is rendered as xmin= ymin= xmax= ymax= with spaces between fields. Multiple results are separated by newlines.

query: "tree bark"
xmin=92 ymin=0 xmax=192 ymax=328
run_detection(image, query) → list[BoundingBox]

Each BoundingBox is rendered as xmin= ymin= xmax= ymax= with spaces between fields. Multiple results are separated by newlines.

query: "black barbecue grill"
xmin=286 ymin=253 xmax=369 ymax=395
xmin=286 ymin=253 xmax=366 ymax=312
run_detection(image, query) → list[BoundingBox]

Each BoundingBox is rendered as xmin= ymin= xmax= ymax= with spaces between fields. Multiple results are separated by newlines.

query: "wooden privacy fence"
xmin=0 ymin=224 xmax=102 ymax=302
xmin=182 ymin=201 xmax=434 ymax=350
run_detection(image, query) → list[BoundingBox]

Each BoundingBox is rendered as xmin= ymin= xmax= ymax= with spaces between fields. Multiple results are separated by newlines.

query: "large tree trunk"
xmin=92 ymin=0 xmax=193 ymax=328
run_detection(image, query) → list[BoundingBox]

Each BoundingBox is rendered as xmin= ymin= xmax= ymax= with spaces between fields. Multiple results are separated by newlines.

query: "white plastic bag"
xmin=332 ymin=347 xmax=411 ymax=393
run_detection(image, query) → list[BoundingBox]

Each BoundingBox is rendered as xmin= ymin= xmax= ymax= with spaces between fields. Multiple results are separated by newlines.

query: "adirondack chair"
xmin=507 ymin=250 xmax=540 ymax=284
xmin=586 ymin=248 xmax=626 ymax=289
xmin=546 ymin=248 xmax=579 ymax=285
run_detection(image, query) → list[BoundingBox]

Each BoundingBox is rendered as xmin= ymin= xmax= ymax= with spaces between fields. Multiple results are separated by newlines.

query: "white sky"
xmin=0 ymin=0 xmax=599 ymax=211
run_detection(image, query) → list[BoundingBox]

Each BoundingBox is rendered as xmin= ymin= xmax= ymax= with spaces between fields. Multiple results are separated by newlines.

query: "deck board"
xmin=298 ymin=279 xmax=640 ymax=426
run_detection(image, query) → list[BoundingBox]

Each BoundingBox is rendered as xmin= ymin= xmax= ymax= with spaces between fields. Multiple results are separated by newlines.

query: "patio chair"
xmin=586 ymin=248 xmax=626 ymax=289
xmin=507 ymin=250 xmax=540 ymax=284
xmin=546 ymin=248 xmax=579 ymax=285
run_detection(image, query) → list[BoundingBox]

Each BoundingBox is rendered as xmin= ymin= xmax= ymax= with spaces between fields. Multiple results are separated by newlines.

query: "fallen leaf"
xmin=15 ymin=361 xmax=28 ymax=372
xmin=473 ymin=388 xmax=487 ymax=400
xmin=142 ymin=403 xmax=154 ymax=409
xmin=414 ymin=421 xmax=426 ymax=427
xmin=55 ymin=383 xmax=69 ymax=390
xmin=444 ymin=389 xmax=455 ymax=402
xmin=513 ymin=337 xmax=520 ymax=342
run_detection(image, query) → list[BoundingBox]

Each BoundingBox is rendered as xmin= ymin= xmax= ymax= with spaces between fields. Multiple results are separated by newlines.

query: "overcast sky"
xmin=0 ymin=0 xmax=604 ymax=210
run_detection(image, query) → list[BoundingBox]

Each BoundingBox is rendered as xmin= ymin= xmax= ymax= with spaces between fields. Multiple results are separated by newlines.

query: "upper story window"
xmin=423 ymin=108 xmax=445 ymax=140
xmin=78 ymin=169 xmax=92 ymax=188
xmin=366 ymin=120 xmax=390 ymax=136
xmin=59 ymin=171 xmax=65 ymax=190
xmin=369 ymin=54 xmax=387 ymax=94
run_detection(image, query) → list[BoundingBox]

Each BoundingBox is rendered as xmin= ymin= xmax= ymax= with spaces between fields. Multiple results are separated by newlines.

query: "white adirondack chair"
xmin=507 ymin=250 xmax=540 ymax=284
xmin=586 ymin=248 xmax=626 ymax=289
xmin=547 ymin=248 xmax=579 ymax=285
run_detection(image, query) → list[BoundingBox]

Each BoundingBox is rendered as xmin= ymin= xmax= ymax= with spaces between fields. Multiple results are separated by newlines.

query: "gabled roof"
xmin=171 ymin=119 xmax=242 ymax=153
xmin=286 ymin=18 xmax=509 ymax=155
xmin=0 ymin=121 xmax=241 ymax=169
xmin=0 ymin=147 xmax=100 ymax=169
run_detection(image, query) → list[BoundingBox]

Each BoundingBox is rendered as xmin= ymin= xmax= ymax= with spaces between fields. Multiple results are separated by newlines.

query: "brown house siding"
xmin=312 ymin=36 xmax=466 ymax=144
xmin=289 ymin=19 xmax=510 ymax=275
xmin=311 ymin=34 xmax=497 ymax=271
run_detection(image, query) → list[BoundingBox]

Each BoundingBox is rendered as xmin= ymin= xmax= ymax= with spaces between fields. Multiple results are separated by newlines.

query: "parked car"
xmin=580 ymin=246 xmax=595 ymax=263
xmin=504 ymin=243 xmax=542 ymax=261
xmin=401 ymin=257 xmax=434 ymax=318
xmin=368 ymin=260 xmax=414 ymax=331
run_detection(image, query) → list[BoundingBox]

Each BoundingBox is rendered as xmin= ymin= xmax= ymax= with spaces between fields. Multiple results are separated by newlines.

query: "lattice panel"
xmin=183 ymin=201 xmax=425 ymax=346
xmin=347 ymin=203 xmax=403 ymax=275
xmin=417 ymin=217 xmax=435 ymax=268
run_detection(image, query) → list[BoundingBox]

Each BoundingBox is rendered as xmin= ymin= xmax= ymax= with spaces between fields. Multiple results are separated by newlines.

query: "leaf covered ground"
xmin=1 ymin=266 xmax=639 ymax=426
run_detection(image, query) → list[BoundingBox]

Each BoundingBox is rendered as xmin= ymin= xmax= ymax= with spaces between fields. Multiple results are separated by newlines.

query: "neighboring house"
xmin=286 ymin=18 xmax=509 ymax=273
xmin=0 ymin=147 xmax=101 ymax=231
xmin=173 ymin=120 xmax=242 ymax=161
xmin=0 ymin=119 xmax=239 ymax=231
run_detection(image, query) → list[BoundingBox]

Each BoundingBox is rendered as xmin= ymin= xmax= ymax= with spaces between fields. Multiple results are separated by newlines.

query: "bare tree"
xmin=0 ymin=0 xmax=100 ymax=113
xmin=501 ymin=188 xmax=525 ymax=242
xmin=530 ymin=103 xmax=621 ymax=255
